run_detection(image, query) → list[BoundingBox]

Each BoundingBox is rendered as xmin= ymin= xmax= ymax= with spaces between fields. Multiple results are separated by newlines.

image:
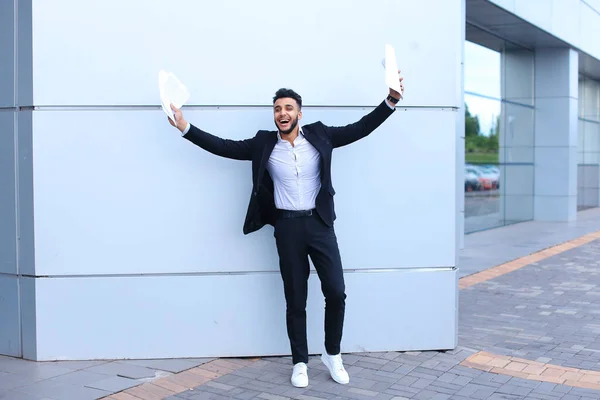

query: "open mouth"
xmin=279 ymin=119 xmax=290 ymax=127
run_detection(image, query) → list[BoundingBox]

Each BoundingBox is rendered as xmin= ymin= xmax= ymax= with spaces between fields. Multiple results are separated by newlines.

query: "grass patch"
xmin=466 ymin=152 xmax=498 ymax=164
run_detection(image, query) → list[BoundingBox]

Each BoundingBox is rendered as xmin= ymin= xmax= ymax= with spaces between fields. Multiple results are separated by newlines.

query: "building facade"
xmin=0 ymin=0 xmax=599 ymax=361
xmin=463 ymin=0 xmax=600 ymax=234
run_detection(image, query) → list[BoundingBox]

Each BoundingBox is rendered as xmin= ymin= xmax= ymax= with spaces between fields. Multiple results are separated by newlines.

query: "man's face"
xmin=273 ymin=97 xmax=302 ymax=135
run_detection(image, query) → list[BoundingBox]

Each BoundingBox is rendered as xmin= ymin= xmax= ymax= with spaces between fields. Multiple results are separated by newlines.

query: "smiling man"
xmin=168 ymin=75 xmax=404 ymax=388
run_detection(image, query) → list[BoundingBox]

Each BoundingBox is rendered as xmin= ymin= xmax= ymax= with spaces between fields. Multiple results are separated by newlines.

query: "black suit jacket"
xmin=183 ymin=100 xmax=395 ymax=234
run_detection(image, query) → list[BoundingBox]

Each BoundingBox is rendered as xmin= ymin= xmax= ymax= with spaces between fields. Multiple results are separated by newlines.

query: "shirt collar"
xmin=277 ymin=126 xmax=304 ymax=142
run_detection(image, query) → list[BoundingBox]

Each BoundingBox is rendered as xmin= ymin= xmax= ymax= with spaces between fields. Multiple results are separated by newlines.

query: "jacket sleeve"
xmin=183 ymin=124 xmax=253 ymax=161
xmin=325 ymin=100 xmax=396 ymax=148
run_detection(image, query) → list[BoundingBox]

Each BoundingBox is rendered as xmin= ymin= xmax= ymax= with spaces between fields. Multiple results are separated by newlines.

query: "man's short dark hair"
xmin=273 ymin=88 xmax=302 ymax=109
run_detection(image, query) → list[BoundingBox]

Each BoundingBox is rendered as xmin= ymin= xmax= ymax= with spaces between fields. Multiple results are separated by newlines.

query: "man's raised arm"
xmin=169 ymin=104 xmax=253 ymax=161
xmin=327 ymin=70 xmax=404 ymax=148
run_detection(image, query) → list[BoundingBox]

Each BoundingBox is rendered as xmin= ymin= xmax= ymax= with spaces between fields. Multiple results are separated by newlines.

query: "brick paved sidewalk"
xmin=101 ymin=233 xmax=600 ymax=399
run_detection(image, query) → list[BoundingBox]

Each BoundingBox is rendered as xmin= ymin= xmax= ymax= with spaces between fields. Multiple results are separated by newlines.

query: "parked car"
xmin=465 ymin=168 xmax=482 ymax=191
xmin=465 ymin=164 xmax=500 ymax=190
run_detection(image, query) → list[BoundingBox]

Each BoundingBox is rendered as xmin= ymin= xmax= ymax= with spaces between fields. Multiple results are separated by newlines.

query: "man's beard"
xmin=276 ymin=116 xmax=299 ymax=135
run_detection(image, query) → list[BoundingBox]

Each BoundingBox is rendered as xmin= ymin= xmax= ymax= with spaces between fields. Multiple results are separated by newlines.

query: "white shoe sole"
xmin=291 ymin=379 xmax=308 ymax=388
xmin=321 ymin=354 xmax=349 ymax=384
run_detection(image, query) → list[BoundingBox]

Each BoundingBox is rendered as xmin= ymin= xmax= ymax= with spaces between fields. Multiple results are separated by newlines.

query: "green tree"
xmin=465 ymin=104 xmax=480 ymax=137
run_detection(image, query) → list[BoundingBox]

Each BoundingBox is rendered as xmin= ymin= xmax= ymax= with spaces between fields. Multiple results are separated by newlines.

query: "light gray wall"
xmin=31 ymin=109 xmax=457 ymax=275
xmin=31 ymin=1 xmax=460 ymax=109
xmin=0 ymin=111 xmax=16 ymax=276
xmin=488 ymin=0 xmax=600 ymax=61
xmin=0 ymin=0 xmax=34 ymax=358
xmin=0 ymin=0 xmax=19 ymax=357
xmin=16 ymin=110 xmax=34 ymax=277
xmin=0 ymin=0 xmax=15 ymax=107
xmin=24 ymin=0 xmax=462 ymax=360
xmin=31 ymin=270 xmax=456 ymax=361
xmin=0 ymin=277 xmax=20 ymax=357
xmin=17 ymin=0 xmax=32 ymax=107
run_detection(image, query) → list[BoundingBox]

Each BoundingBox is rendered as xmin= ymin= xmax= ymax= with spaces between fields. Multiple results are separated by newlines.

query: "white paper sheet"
xmin=158 ymin=70 xmax=190 ymax=123
xmin=384 ymin=44 xmax=402 ymax=97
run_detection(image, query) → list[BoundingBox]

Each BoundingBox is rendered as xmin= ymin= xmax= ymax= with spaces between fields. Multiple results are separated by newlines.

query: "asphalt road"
xmin=465 ymin=190 xmax=499 ymax=218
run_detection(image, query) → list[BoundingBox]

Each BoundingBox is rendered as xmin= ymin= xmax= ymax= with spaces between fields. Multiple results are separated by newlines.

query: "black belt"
xmin=276 ymin=209 xmax=316 ymax=219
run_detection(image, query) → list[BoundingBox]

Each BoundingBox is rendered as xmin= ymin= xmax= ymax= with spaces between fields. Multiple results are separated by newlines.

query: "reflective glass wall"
xmin=464 ymin=30 xmax=535 ymax=233
xmin=577 ymin=75 xmax=600 ymax=210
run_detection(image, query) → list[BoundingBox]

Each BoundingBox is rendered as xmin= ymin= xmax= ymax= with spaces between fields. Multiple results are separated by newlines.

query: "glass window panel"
xmin=501 ymin=49 xmax=534 ymax=106
xmin=464 ymin=94 xmax=503 ymax=233
xmin=464 ymin=32 xmax=534 ymax=233
xmin=504 ymin=194 xmax=534 ymax=225
xmin=579 ymin=76 xmax=586 ymax=119
xmin=580 ymin=188 xmax=599 ymax=210
xmin=464 ymin=41 xmax=501 ymax=99
xmin=583 ymin=77 xmax=600 ymax=121
xmin=582 ymin=152 xmax=600 ymax=165
xmin=463 ymin=98 xmax=534 ymax=233
xmin=582 ymin=120 xmax=600 ymax=155
xmin=465 ymin=94 xmax=501 ymax=165
xmin=584 ymin=77 xmax=599 ymax=120
xmin=501 ymin=103 xmax=534 ymax=164
xmin=578 ymin=118 xmax=586 ymax=154
xmin=578 ymin=120 xmax=600 ymax=210
xmin=465 ymin=180 xmax=504 ymax=233
xmin=502 ymin=165 xmax=534 ymax=196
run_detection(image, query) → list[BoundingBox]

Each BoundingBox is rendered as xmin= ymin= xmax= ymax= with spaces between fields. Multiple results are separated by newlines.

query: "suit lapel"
xmin=257 ymin=131 xmax=278 ymax=185
xmin=301 ymin=125 xmax=327 ymax=157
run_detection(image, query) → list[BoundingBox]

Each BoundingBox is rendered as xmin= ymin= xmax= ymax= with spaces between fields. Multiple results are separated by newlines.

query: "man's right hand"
xmin=169 ymin=104 xmax=188 ymax=133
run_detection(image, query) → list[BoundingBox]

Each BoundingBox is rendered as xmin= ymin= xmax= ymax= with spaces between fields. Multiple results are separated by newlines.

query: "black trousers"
xmin=274 ymin=211 xmax=346 ymax=365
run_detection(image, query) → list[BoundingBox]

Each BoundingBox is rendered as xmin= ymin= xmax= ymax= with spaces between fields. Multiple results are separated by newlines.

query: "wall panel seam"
xmin=13 ymin=0 xmax=23 ymax=359
xmin=9 ymin=267 xmax=457 ymax=279
xmin=30 ymin=105 xmax=460 ymax=111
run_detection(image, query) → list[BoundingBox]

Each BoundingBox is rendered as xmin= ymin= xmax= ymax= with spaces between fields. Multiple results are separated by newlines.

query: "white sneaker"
xmin=321 ymin=353 xmax=350 ymax=384
xmin=291 ymin=362 xmax=308 ymax=388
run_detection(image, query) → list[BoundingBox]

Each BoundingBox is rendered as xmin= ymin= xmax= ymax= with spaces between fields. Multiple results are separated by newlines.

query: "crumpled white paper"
xmin=159 ymin=70 xmax=190 ymax=123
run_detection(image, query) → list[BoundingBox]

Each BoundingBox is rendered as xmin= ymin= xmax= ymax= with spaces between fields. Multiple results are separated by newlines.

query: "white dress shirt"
xmin=267 ymin=127 xmax=321 ymax=211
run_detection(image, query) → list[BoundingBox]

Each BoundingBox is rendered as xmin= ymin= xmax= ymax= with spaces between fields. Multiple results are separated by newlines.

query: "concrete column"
xmin=533 ymin=49 xmax=579 ymax=221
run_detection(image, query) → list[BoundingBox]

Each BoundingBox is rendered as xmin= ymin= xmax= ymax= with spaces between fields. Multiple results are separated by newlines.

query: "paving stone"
xmin=369 ymin=381 xmax=394 ymax=392
xmin=453 ymin=375 xmax=474 ymax=386
xmin=84 ymin=361 xmax=157 ymax=379
xmin=83 ymin=376 xmax=140 ymax=392
xmin=426 ymin=384 xmax=459 ymax=395
xmin=486 ymin=394 xmax=522 ymax=400
xmin=429 ymin=381 xmax=465 ymax=391
xmin=378 ymin=362 xmax=403 ymax=372
xmin=496 ymin=383 xmax=534 ymax=397
xmin=410 ymin=378 xmax=435 ymax=389
xmin=507 ymin=377 xmax=541 ymax=389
